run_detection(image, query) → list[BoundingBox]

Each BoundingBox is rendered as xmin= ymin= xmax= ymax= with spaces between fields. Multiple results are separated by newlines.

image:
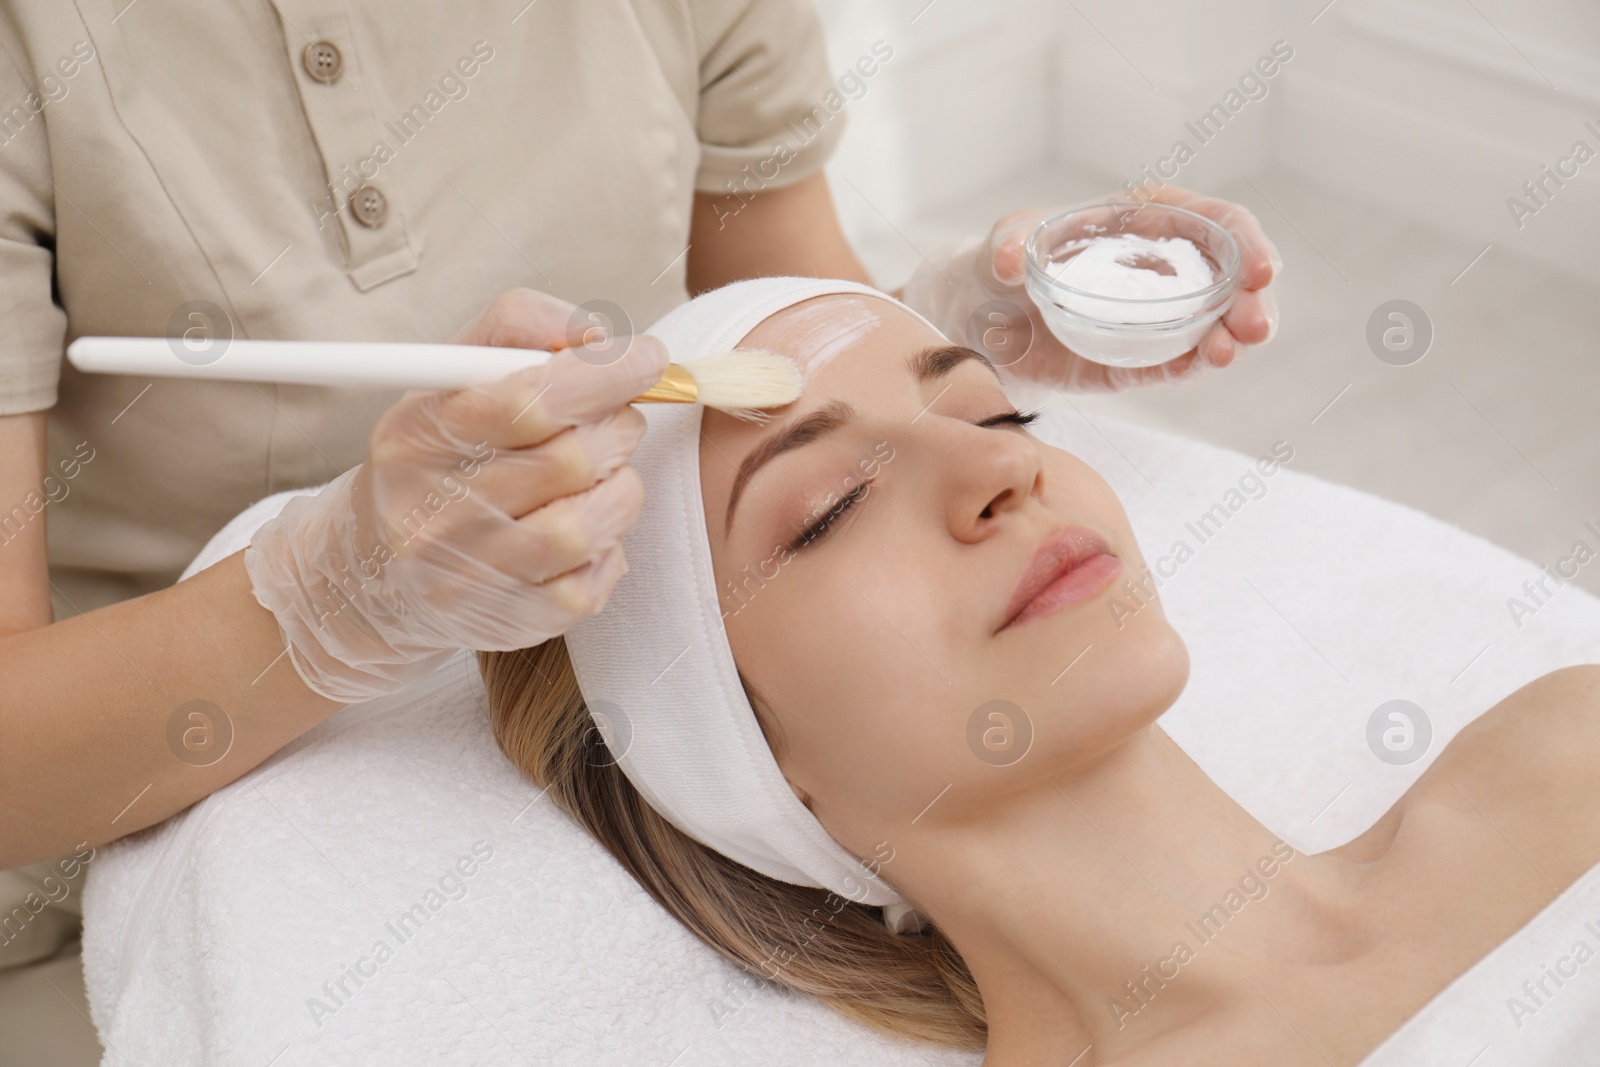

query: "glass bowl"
xmin=1024 ymin=201 xmax=1241 ymax=368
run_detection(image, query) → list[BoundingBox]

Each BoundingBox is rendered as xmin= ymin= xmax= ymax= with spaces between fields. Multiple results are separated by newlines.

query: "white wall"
xmin=1050 ymin=0 xmax=1282 ymax=192
xmin=811 ymin=0 xmax=1064 ymax=238
xmin=814 ymin=0 xmax=1600 ymax=284
xmin=1279 ymin=0 xmax=1600 ymax=285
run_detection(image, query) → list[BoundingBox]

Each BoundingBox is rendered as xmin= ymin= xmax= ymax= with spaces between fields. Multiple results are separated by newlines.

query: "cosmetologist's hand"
xmin=244 ymin=288 xmax=669 ymax=703
xmin=900 ymin=183 xmax=1282 ymax=392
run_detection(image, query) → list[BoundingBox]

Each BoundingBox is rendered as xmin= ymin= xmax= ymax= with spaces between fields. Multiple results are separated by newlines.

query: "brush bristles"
xmin=686 ymin=348 xmax=803 ymax=422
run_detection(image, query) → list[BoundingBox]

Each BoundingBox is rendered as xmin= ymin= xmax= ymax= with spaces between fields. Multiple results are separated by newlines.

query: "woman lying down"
xmin=477 ymin=277 xmax=1600 ymax=1066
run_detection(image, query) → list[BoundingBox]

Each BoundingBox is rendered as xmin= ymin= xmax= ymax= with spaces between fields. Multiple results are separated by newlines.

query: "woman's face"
xmin=698 ymin=294 xmax=1190 ymax=864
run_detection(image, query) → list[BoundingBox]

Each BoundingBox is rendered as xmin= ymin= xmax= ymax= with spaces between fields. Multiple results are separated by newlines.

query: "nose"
xmin=943 ymin=422 xmax=1043 ymax=543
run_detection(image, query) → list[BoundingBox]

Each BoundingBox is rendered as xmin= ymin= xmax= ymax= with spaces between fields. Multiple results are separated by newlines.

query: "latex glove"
xmin=900 ymin=184 xmax=1282 ymax=392
xmin=244 ymin=289 xmax=669 ymax=703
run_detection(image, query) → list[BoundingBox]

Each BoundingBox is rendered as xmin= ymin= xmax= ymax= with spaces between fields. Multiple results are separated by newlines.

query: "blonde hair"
xmin=478 ymin=636 xmax=986 ymax=1051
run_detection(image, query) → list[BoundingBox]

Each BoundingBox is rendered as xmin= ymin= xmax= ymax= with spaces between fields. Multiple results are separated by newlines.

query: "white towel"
xmin=81 ymin=402 xmax=1600 ymax=1066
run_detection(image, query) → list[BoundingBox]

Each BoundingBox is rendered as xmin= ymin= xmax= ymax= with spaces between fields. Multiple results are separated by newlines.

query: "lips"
xmin=997 ymin=526 xmax=1117 ymax=633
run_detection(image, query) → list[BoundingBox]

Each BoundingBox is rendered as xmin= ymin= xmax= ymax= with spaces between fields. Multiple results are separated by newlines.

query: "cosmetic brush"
xmin=64 ymin=337 xmax=802 ymax=422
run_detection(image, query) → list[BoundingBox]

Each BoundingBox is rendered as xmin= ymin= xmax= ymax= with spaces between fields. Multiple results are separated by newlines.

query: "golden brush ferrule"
xmin=634 ymin=363 xmax=698 ymax=404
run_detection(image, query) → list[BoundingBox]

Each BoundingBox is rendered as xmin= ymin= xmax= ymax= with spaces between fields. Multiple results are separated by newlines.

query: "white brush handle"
xmin=65 ymin=336 xmax=556 ymax=390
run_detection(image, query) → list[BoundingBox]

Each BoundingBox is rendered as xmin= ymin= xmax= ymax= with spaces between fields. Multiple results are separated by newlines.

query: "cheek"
xmin=725 ymin=559 xmax=961 ymax=789
xmin=726 ymin=576 xmax=892 ymax=727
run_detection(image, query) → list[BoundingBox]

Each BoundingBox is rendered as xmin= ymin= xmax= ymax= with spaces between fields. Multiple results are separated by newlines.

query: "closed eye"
xmin=785 ymin=407 xmax=1042 ymax=552
xmin=979 ymin=408 xmax=1041 ymax=430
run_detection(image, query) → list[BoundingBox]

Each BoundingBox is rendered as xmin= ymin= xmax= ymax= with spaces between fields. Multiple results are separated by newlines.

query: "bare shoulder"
xmin=1447 ymin=663 xmax=1600 ymax=756
xmin=1330 ymin=665 xmax=1600 ymax=865
xmin=1411 ymin=663 xmax=1600 ymax=884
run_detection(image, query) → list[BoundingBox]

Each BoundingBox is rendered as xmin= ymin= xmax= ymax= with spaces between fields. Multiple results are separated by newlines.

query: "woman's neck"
xmin=887 ymin=725 xmax=1381 ymax=1063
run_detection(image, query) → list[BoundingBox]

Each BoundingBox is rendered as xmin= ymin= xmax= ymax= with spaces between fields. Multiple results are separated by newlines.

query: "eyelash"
xmin=785 ymin=408 xmax=1041 ymax=551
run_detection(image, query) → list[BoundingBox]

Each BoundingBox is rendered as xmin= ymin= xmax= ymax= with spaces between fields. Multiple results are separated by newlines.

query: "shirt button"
xmin=303 ymin=40 xmax=343 ymax=84
xmin=350 ymin=185 xmax=388 ymax=228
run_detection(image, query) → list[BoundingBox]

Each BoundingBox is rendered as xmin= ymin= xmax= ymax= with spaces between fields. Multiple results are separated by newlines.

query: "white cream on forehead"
xmin=761 ymin=296 xmax=883 ymax=384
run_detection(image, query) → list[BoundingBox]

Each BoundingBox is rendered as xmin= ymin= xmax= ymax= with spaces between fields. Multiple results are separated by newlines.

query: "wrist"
xmin=243 ymin=478 xmax=452 ymax=704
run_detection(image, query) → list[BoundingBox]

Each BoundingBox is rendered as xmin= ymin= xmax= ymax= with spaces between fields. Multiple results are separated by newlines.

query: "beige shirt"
xmin=0 ymin=0 xmax=845 ymax=616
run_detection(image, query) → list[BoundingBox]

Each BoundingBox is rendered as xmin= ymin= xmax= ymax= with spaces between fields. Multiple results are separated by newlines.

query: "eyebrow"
xmin=723 ymin=344 xmax=1000 ymax=536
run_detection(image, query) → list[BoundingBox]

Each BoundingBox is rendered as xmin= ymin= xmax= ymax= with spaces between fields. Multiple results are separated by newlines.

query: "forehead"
xmin=697 ymin=293 xmax=948 ymax=540
xmin=729 ymin=292 xmax=945 ymax=418
xmin=702 ymin=292 xmax=942 ymax=442
xmin=743 ymin=294 xmax=887 ymax=380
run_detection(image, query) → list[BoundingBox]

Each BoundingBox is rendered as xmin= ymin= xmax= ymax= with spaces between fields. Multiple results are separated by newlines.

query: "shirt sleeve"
xmin=689 ymin=0 xmax=847 ymax=196
xmin=0 ymin=22 xmax=66 ymax=416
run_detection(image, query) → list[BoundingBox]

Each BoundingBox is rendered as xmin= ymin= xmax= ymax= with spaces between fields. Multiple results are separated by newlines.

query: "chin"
xmin=1018 ymin=610 xmax=1191 ymax=768
xmin=1104 ymin=583 xmax=1189 ymax=685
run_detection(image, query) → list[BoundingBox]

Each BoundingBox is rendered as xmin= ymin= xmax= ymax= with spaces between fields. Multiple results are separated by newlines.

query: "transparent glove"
xmin=244 ymin=288 xmax=670 ymax=703
xmin=900 ymin=184 xmax=1281 ymax=392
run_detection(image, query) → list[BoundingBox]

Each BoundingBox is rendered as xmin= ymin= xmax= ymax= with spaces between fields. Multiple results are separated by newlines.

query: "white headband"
xmin=564 ymin=277 xmax=939 ymax=928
